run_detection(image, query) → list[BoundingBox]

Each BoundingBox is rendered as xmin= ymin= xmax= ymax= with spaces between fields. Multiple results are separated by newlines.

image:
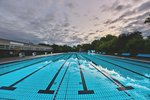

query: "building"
xmin=0 ymin=38 xmax=52 ymax=57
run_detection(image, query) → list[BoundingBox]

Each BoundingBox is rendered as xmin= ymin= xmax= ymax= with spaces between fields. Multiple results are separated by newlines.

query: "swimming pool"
xmin=0 ymin=53 xmax=150 ymax=100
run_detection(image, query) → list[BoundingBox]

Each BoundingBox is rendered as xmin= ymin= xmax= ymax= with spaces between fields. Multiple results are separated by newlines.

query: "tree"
xmin=93 ymin=34 xmax=117 ymax=54
xmin=126 ymin=38 xmax=144 ymax=55
xmin=126 ymin=31 xmax=143 ymax=40
xmin=147 ymin=36 xmax=150 ymax=40
xmin=115 ymin=33 xmax=128 ymax=53
xmin=81 ymin=44 xmax=92 ymax=52
xmin=144 ymin=38 xmax=150 ymax=53
xmin=144 ymin=14 xmax=150 ymax=24
xmin=91 ymin=40 xmax=101 ymax=51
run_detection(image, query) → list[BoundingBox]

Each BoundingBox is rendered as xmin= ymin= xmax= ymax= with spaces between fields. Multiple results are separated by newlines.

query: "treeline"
xmin=76 ymin=31 xmax=150 ymax=55
xmin=39 ymin=43 xmax=75 ymax=53
xmin=39 ymin=31 xmax=150 ymax=54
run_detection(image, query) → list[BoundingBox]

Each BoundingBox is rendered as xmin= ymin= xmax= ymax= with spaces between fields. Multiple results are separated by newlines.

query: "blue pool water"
xmin=0 ymin=53 xmax=150 ymax=100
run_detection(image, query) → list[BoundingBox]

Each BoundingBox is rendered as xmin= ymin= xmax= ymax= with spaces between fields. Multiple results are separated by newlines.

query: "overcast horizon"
xmin=0 ymin=0 xmax=150 ymax=46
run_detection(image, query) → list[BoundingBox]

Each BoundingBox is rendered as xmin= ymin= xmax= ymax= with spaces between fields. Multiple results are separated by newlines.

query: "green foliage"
xmin=75 ymin=31 xmax=150 ymax=54
xmin=51 ymin=44 xmax=74 ymax=53
xmin=144 ymin=38 xmax=150 ymax=53
xmin=126 ymin=39 xmax=144 ymax=54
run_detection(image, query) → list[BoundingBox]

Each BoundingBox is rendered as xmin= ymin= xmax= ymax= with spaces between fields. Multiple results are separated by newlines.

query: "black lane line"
xmin=99 ymin=55 xmax=150 ymax=69
xmin=89 ymin=55 xmax=150 ymax=79
xmin=0 ymin=61 xmax=25 ymax=69
xmin=0 ymin=55 xmax=63 ymax=76
xmin=0 ymin=55 xmax=66 ymax=91
xmin=53 ymin=62 xmax=71 ymax=100
xmin=76 ymin=54 xmax=94 ymax=94
xmin=38 ymin=55 xmax=72 ymax=94
xmin=64 ymin=72 xmax=70 ymax=100
xmin=81 ymin=55 xmax=133 ymax=97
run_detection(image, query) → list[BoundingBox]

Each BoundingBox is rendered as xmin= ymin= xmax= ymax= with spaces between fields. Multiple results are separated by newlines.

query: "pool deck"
xmin=102 ymin=54 xmax=150 ymax=63
xmin=0 ymin=53 xmax=62 ymax=64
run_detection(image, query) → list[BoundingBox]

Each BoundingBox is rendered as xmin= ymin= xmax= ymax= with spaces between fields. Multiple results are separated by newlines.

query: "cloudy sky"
xmin=0 ymin=0 xmax=149 ymax=45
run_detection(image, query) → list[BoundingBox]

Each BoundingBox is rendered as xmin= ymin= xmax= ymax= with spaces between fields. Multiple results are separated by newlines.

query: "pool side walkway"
xmin=0 ymin=53 xmax=62 ymax=64
xmin=103 ymin=54 xmax=150 ymax=63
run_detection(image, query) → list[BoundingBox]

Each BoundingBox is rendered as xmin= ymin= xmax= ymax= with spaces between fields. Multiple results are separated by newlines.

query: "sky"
xmin=0 ymin=0 xmax=149 ymax=45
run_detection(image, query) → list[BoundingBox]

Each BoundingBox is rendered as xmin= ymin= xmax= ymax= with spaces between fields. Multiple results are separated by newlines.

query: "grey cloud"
xmin=64 ymin=29 xmax=69 ymax=32
xmin=94 ymin=24 xmax=100 ymax=26
xmin=96 ymin=30 xmax=99 ymax=32
xmin=104 ymin=10 xmax=136 ymax=25
xmin=95 ymin=30 xmax=103 ymax=33
xmin=71 ymin=26 xmax=77 ymax=29
xmin=99 ymin=30 xmax=104 ymax=32
xmin=0 ymin=27 xmax=42 ymax=43
xmin=83 ymin=32 xmax=97 ymax=41
xmin=109 ymin=26 xmax=116 ymax=29
xmin=62 ymin=23 xmax=70 ymax=27
xmin=102 ymin=0 xmax=150 ymax=28
xmin=104 ymin=7 xmax=148 ymax=26
xmin=93 ymin=17 xmax=99 ymax=20
xmin=70 ymin=36 xmax=83 ymax=42
xmin=89 ymin=33 xmax=95 ymax=35
xmin=131 ymin=0 xmax=141 ymax=3
xmin=101 ymin=0 xmax=131 ymax=12
xmin=65 ymin=3 xmax=75 ymax=9
xmin=94 ymin=36 xmax=101 ymax=40
xmin=137 ymin=1 xmax=150 ymax=12
xmin=115 ymin=5 xmax=124 ymax=10
xmin=114 ymin=4 xmax=131 ymax=11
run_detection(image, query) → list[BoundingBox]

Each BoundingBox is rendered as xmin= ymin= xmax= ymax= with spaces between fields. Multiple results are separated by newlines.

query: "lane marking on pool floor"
xmin=53 ymin=62 xmax=71 ymax=100
xmin=38 ymin=55 xmax=72 ymax=94
xmin=0 ymin=55 xmax=67 ymax=91
xmin=81 ymin=55 xmax=134 ymax=97
xmin=76 ymin=54 xmax=94 ymax=94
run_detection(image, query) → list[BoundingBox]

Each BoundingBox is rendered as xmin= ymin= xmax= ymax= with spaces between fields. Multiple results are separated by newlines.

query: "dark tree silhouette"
xmin=144 ymin=14 xmax=150 ymax=24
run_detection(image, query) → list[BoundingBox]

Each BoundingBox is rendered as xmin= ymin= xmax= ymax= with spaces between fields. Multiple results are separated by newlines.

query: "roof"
xmin=0 ymin=38 xmax=52 ymax=49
